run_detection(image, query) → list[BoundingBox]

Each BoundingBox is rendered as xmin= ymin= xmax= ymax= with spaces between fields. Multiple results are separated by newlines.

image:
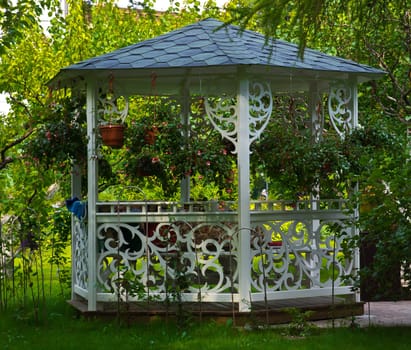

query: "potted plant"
xmin=99 ymin=123 xmax=126 ymax=148
xmin=98 ymin=94 xmax=129 ymax=148
xmin=124 ymin=146 xmax=163 ymax=177
xmin=143 ymin=125 xmax=159 ymax=145
xmin=25 ymin=97 xmax=87 ymax=168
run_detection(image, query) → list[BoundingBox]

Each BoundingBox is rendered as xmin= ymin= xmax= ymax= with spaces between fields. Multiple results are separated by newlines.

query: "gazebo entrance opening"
xmin=49 ymin=18 xmax=384 ymax=315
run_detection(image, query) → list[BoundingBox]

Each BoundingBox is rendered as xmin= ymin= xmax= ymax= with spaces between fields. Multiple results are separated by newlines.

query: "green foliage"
xmin=283 ymin=307 xmax=317 ymax=337
xmin=227 ymin=0 xmax=328 ymax=56
xmin=117 ymin=97 xmax=236 ymax=198
xmin=358 ymin=161 xmax=411 ymax=300
xmin=252 ymin=115 xmax=402 ymax=199
xmin=23 ymin=96 xmax=87 ymax=169
xmin=0 ymin=196 xmax=72 ymax=314
xmin=0 ymin=0 xmax=54 ymax=54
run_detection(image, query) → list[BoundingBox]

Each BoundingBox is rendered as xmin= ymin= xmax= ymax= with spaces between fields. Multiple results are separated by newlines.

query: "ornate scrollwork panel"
xmin=96 ymin=221 xmax=238 ymax=300
xmin=328 ymin=85 xmax=353 ymax=137
xmin=204 ymin=95 xmax=238 ymax=152
xmin=249 ymin=81 xmax=273 ymax=144
xmin=204 ymin=80 xmax=272 ymax=153
xmin=250 ymin=219 xmax=354 ymax=293
xmin=73 ymin=219 xmax=88 ymax=290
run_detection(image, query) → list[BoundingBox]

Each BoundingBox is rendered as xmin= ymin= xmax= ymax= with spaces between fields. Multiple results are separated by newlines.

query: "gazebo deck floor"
xmin=69 ymin=296 xmax=364 ymax=325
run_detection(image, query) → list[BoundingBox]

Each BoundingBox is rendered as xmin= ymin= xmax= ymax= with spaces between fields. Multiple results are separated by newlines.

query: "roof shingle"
xmin=49 ymin=18 xmax=384 ymax=87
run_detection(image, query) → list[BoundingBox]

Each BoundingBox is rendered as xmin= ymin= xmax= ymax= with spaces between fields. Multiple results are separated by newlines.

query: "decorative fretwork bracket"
xmin=204 ymin=81 xmax=273 ymax=153
xmin=328 ymin=85 xmax=354 ymax=138
xmin=97 ymin=93 xmax=129 ymax=124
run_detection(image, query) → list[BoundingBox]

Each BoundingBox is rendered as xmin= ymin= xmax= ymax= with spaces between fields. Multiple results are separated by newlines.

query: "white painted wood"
xmin=350 ymin=82 xmax=358 ymax=129
xmin=309 ymin=83 xmax=322 ymax=286
xmin=350 ymin=82 xmax=361 ymax=303
xmin=250 ymin=286 xmax=354 ymax=302
xmin=237 ymin=77 xmax=252 ymax=312
xmin=71 ymin=163 xmax=82 ymax=302
xmin=73 ymin=286 xmax=88 ymax=299
xmin=180 ymin=85 xmax=191 ymax=203
xmin=86 ymin=81 xmax=98 ymax=311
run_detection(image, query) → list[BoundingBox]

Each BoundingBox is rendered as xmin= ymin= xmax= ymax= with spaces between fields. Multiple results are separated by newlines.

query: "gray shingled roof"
xmin=49 ymin=18 xmax=384 ymax=88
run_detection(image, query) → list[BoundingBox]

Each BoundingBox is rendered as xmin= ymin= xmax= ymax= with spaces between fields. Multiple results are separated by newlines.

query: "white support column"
xmin=349 ymin=81 xmax=361 ymax=302
xmin=308 ymin=83 xmax=321 ymax=286
xmin=349 ymin=82 xmax=358 ymax=129
xmin=237 ymin=78 xmax=251 ymax=312
xmin=86 ymin=81 xmax=98 ymax=311
xmin=71 ymin=163 xmax=81 ymax=301
xmin=204 ymin=76 xmax=272 ymax=312
xmin=180 ymin=85 xmax=191 ymax=203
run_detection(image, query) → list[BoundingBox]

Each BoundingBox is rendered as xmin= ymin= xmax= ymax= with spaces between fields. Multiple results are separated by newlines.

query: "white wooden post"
xmin=70 ymin=163 xmax=81 ymax=301
xmin=349 ymin=83 xmax=358 ymax=129
xmin=349 ymin=82 xmax=361 ymax=303
xmin=180 ymin=86 xmax=191 ymax=203
xmin=237 ymin=77 xmax=251 ymax=312
xmin=308 ymin=83 xmax=321 ymax=287
xmin=86 ymin=81 xmax=98 ymax=311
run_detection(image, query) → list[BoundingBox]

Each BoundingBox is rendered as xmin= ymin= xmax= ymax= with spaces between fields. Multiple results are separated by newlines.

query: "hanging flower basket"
xmin=97 ymin=92 xmax=129 ymax=148
xmin=99 ymin=124 xmax=125 ymax=148
xmin=135 ymin=154 xmax=163 ymax=177
xmin=144 ymin=126 xmax=159 ymax=145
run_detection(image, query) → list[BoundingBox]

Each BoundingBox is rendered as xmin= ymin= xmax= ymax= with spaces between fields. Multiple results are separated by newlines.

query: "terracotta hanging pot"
xmin=99 ymin=124 xmax=125 ymax=148
xmin=144 ymin=126 xmax=158 ymax=145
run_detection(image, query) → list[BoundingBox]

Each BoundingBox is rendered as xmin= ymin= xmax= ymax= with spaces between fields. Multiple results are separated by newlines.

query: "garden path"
xmin=315 ymin=301 xmax=411 ymax=327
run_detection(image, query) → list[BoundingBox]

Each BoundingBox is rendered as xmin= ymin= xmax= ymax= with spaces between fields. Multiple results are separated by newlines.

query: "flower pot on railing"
xmin=99 ymin=124 xmax=125 ymax=148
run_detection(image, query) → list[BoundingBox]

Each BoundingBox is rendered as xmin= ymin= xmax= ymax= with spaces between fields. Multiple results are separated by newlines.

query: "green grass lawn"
xmin=1 ymin=299 xmax=411 ymax=350
xmin=1 ymin=248 xmax=410 ymax=350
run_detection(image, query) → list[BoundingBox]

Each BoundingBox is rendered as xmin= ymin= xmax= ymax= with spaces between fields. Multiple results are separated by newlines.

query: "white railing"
xmin=95 ymin=199 xmax=352 ymax=215
xmin=72 ymin=199 xmax=358 ymax=306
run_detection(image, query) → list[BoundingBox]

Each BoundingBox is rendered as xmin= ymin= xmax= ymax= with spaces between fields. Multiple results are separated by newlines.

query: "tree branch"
xmin=0 ymin=127 xmax=35 ymax=170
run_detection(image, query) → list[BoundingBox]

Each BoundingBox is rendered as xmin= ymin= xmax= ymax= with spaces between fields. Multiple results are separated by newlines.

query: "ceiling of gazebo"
xmin=48 ymin=18 xmax=385 ymax=96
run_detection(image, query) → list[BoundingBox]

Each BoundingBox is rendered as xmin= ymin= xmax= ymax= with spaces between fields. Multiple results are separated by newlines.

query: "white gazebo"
xmin=49 ymin=18 xmax=384 ymax=316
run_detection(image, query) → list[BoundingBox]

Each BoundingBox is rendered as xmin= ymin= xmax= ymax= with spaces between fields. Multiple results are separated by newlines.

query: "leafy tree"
xmin=0 ymin=0 xmax=55 ymax=54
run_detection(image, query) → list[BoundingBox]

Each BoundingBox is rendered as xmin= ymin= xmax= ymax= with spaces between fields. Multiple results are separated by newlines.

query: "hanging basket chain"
xmin=109 ymin=72 xmax=114 ymax=94
xmin=151 ymin=72 xmax=158 ymax=123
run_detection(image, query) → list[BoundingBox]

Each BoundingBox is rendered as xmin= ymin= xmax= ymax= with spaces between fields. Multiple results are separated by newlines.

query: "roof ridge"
xmin=198 ymin=18 xmax=269 ymax=65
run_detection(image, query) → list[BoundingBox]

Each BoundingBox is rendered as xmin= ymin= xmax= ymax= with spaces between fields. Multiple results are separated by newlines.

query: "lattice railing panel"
xmin=73 ymin=219 xmax=88 ymax=290
xmin=96 ymin=220 xmax=238 ymax=301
